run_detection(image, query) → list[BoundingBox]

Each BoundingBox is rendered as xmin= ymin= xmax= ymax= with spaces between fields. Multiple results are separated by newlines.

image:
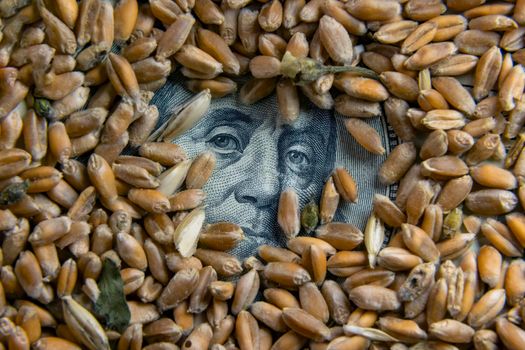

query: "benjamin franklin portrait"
xmin=152 ymin=78 xmax=398 ymax=259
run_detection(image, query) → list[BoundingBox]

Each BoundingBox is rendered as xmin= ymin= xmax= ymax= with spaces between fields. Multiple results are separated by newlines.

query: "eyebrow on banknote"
xmin=206 ymin=109 xmax=262 ymax=129
xmin=281 ymin=127 xmax=327 ymax=148
xmin=212 ymin=108 xmax=262 ymax=123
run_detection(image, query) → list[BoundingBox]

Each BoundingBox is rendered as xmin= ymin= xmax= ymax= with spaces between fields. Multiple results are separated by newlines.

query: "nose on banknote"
xmin=152 ymin=78 xmax=398 ymax=259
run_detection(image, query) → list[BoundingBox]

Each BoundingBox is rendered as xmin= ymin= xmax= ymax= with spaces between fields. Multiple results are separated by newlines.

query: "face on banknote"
xmin=152 ymin=79 xmax=398 ymax=258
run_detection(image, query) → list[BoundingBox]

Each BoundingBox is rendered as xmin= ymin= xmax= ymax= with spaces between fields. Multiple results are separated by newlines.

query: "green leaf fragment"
xmin=94 ymin=259 xmax=130 ymax=332
xmin=34 ymin=98 xmax=56 ymax=120
xmin=301 ymin=201 xmax=319 ymax=234
xmin=443 ymin=207 xmax=463 ymax=240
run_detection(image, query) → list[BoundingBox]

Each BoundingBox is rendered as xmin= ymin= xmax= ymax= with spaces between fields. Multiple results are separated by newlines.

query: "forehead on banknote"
xmin=152 ymin=78 xmax=398 ymax=258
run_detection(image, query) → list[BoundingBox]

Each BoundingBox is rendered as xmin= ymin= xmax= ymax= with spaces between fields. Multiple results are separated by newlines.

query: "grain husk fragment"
xmin=62 ymin=296 xmax=110 ymax=350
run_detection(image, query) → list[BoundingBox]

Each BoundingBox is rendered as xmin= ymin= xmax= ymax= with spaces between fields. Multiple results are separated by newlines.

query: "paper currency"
xmin=152 ymin=77 xmax=399 ymax=259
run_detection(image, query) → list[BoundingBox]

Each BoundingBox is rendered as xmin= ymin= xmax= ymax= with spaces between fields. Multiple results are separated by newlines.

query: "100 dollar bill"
xmin=151 ymin=78 xmax=398 ymax=259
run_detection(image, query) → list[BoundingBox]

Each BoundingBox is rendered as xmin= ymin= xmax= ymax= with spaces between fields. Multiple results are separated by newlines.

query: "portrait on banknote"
xmin=153 ymin=79 xmax=398 ymax=258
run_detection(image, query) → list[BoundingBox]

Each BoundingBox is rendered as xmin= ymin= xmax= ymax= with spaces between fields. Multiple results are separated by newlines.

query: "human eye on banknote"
xmin=206 ymin=128 xmax=244 ymax=154
xmin=196 ymin=108 xmax=257 ymax=158
xmin=284 ymin=147 xmax=311 ymax=171
xmin=278 ymin=118 xmax=337 ymax=187
xmin=280 ymin=142 xmax=316 ymax=187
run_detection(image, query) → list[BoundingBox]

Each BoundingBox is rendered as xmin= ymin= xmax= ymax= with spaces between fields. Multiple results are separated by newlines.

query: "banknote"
xmin=151 ymin=77 xmax=399 ymax=259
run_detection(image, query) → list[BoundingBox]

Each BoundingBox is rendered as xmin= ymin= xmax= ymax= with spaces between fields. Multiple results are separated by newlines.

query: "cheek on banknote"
xmin=152 ymin=79 xmax=398 ymax=259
